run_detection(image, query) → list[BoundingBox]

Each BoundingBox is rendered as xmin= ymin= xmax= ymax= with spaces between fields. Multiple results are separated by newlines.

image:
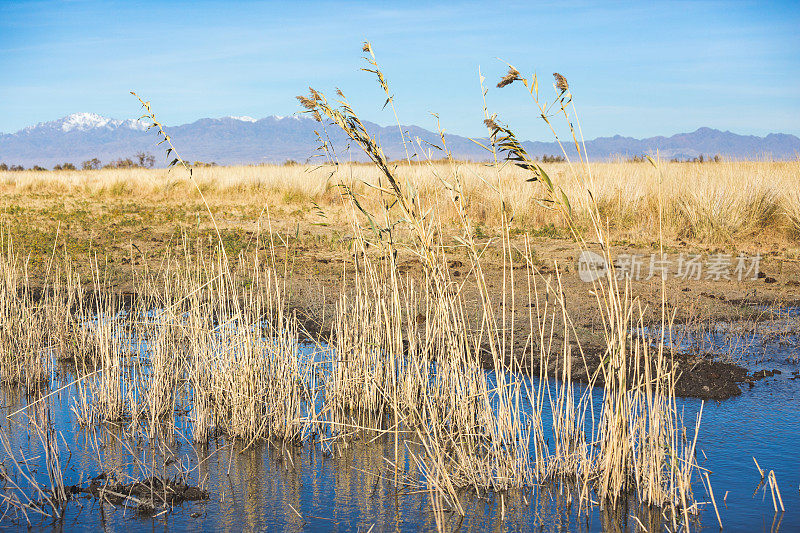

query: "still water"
xmin=0 ymin=321 xmax=797 ymax=532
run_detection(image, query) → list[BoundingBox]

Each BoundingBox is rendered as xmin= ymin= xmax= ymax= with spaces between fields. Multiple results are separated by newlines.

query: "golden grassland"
xmin=2 ymin=160 xmax=799 ymax=254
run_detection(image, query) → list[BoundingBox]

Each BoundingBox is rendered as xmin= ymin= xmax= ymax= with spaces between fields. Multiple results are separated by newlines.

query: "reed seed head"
xmin=497 ymin=68 xmax=521 ymax=88
xmin=553 ymin=72 xmax=569 ymax=92
xmin=296 ymin=95 xmax=316 ymax=110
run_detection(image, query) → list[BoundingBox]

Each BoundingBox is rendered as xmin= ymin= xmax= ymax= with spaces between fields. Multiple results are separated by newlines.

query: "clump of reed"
xmin=0 ymin=237 xmax=52 ymax=387
xmin=0 ymin=402 xmax=69 ymax=525
xmin=295 ymin=47 xmax=709 ymax=526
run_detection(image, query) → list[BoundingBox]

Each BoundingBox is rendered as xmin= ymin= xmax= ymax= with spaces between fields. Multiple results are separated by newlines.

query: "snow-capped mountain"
xmin=23 ymin=112 xmax=150 ymax=133
xmin=226 ymin=116 xmax=257 ymax=123
xmin=1 ymin=113 xmax=798 ymax=168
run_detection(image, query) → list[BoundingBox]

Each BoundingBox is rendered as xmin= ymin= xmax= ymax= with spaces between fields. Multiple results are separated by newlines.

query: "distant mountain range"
xmin=1 ymin=112 xmax=797 ymax=168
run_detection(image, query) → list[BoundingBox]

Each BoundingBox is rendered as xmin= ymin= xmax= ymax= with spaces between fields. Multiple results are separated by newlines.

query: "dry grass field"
xmin=2 ymin=160 xmax=799 ymax=261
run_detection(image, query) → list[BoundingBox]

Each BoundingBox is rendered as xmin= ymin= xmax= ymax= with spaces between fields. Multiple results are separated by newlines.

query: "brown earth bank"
xmin=18 ymin=225 xmax=798 ymax=402
xmin=280 ymin=233 xmax=799 ymax=401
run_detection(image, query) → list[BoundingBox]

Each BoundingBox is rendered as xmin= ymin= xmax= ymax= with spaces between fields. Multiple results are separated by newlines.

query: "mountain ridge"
xmin=1 ymin=113 xmax=797 ymax=168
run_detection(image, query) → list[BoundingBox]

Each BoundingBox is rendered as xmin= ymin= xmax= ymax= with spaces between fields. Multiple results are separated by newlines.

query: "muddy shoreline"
xmin=25 ymin=288 xmax=798 ymax=402
xmin=20 ymin=233 xmax=800 ymax=402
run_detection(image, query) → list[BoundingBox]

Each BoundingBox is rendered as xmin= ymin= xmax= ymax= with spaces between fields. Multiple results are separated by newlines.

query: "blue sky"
xmin=1 ymin=0 xmax=798 ymax=140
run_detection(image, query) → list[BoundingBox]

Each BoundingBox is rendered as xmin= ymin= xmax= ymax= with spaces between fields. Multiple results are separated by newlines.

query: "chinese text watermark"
xmin=578 ymin=252 xmax=761 ymax=283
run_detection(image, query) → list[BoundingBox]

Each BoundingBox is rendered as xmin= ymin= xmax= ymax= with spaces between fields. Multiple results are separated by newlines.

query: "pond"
xmin=0 ymin=317 xmax=797 ymax=532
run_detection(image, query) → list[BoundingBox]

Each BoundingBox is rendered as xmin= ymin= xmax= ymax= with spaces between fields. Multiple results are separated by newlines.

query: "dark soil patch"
xmin=671 ymin=359 xmax=749 ymax=400
xmin=69 ymin=473 xmax=208 ymax=513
